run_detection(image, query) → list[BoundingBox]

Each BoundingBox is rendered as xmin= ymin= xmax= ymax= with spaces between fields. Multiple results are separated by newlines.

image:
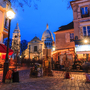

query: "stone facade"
xmin=71 ymin=0 xmax=90 ymax=39
xmin=52 ymin=22 xmax=75 ymax=67
xmin=71 ymin=0 xmax=90 ymax=60
xmin=24 ymin=36 xmax=44 ymax=60
xmin=55 ymin=29 xmax=75 ymax=50
xmin=0 ymin=0 xmax=11 ymax=43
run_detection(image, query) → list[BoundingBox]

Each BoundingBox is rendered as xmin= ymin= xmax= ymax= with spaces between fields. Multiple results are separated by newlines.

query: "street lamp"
xmin=29 ymin=45 xmax=31 ymax=60
xmin=84 ymin=39 xmax=88 ymax=43
xmin=51 ymin=47 xmax=55 ymax=70
xmin=2 ymin=8 xmax=15 ymax=83
xmin=52 ymin=47 xmax=55 ymax=51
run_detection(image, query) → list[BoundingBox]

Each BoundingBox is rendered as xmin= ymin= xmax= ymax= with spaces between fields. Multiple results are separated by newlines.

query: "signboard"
xmin=75 ymin=45 xmax=90 ymax=52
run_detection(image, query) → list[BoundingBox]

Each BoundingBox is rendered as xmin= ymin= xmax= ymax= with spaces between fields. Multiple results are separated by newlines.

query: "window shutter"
xmin=65 ymin=33 xmax=70 ymax=42
xmin=43 ymin=49 xmax=51 ymax=56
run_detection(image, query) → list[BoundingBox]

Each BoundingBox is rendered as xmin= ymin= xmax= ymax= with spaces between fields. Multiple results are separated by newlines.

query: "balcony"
xmin=81 ymin=13 xmax=89 ymax=18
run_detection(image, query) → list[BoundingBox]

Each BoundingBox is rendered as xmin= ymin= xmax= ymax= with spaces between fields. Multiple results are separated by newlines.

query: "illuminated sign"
xmin=75 ymin=45 xmax=90 ymax=52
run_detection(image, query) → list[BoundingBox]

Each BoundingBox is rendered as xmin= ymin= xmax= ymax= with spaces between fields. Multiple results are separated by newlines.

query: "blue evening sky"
xmin=10 ymin=0 xmax=73 ymax=42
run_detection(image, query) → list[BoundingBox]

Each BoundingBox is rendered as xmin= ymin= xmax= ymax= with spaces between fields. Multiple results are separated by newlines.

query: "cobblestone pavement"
xmin=0 ymin=69 xmax=90 ymax=90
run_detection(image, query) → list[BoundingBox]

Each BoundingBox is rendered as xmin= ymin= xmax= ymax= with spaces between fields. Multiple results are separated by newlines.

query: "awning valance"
xmin=0 ymin=44 xmax=13 ymax=55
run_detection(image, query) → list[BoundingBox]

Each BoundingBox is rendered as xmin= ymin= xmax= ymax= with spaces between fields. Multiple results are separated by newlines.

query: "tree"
xmin=20 ymin=40 xmax=28 ymax=54
xmin=3 ymin=38 xmax=12 ymax=49
xmin=7 ymin=0 xmax=41 ymax=10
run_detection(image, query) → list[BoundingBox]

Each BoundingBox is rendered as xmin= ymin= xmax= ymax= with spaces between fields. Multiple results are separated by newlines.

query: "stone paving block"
xmin=67 ymin=87 xmax=70 ymax=90
xmin=82 ymin=83 xmax=87 ymax=88
xmin=0 ymin=70 xmax=89 ymax=90
xmin=85 ymin=83 xmax=90 ymax=88
xmin=71 ymin=87 xmax=75 ymax=90
xmin=78 ymin=83 xmax=83 ymax=87
xmin=79 ymin=87 xmax=85 ymax=90
xmin=76 ymin=87 xmax=79 ymax=90
xmin=85 ymin=88 xmax=89 ymax=90
xmin=62 ymin=87 xmax=66 ymax=90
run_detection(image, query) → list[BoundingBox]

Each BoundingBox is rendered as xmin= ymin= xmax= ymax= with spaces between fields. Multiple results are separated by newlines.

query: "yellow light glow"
xmin=84 ymin=39 xmax=88 ymax=43
xmin=52 ymin=47 xmax=55 ymax=51
xmin=0 ymin=53 xmax=1 ymax=56
xmin=6 ymin=8 xmax=15 ymax=19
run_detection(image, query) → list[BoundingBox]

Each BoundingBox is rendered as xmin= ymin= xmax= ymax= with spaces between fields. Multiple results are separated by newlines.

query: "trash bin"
xmin=13 ymin=71 xmax=19 ymax=82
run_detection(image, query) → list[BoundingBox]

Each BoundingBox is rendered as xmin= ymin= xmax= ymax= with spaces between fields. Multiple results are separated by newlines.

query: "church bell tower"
xmin=12 ymin=23 xmax=21 ymax=56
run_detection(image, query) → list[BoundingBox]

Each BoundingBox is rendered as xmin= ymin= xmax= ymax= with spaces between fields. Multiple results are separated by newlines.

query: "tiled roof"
xmin=55 ymin=21 xmax=74 ymax=32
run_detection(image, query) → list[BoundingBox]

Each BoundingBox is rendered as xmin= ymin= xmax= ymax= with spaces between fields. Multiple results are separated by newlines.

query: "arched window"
xmin=47 ymin=43 xmax=48 ymax=46
xmin=51 ymin=43 xmax=52 ymax=46
xmin=49 ymin=43 xmax=50 ymax=46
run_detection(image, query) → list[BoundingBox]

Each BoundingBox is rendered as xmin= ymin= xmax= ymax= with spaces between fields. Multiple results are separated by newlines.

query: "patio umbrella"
xmin=0 ymin=44 xmax=13 ymax=55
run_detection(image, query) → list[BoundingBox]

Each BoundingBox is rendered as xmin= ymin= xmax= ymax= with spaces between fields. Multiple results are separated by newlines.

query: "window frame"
xmin=70 ymin=33 xmax=74 ymax=42
xmin=34 ymin=46 xmax=37 ymax=52
xmin=82 ymin=26 xmax=90 ymax=36
xmin=81 ymin=6 xmax=89 ymax=18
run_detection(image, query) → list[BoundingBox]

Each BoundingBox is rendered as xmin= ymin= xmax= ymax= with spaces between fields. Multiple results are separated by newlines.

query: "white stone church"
xmin=24 ymin=24 xmax=54 ymax=60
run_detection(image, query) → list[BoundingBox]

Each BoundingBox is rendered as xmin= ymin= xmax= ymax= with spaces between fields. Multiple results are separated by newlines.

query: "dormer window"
xmin=81 ymin=7 xmax=89 ymax=18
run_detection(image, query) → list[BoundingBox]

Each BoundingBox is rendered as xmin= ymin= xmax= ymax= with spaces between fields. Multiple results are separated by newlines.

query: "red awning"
xmin=0 ymin=44 xmax=13 ymax=55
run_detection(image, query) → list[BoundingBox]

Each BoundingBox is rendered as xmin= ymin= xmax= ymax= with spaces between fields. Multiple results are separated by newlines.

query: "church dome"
xmin=42 ymin=24 xmax=53 ymax=41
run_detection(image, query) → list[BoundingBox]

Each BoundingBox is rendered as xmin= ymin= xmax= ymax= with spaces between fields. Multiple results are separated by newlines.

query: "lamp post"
xmin=2 ymin=8 xmax=15 ymax=83
xmin=84 ymin=39 xmax=88 ymax=62
xmin=52 ymin=47 xmax=55 ymax=70
xmin=29 ymin=45 xmax=30 ymax=60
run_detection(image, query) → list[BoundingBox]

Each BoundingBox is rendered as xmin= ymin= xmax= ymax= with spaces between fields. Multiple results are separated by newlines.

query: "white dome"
xmin=42 ymin=24 xmax=53 ymax=41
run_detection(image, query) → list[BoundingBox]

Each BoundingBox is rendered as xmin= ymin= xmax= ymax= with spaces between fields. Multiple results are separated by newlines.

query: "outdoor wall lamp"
xmin=84 ymin=39 xmax=88 ymax=43
xmin=52 ymin=47 xmax=55 ymax=51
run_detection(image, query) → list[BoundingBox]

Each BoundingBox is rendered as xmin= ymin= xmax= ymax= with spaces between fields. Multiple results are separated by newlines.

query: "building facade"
xmin=0 ymin=0 xmax=11 ymax=43
xmin=24 ymin=24 xmax=54 ymax=60
xmin=12 ymin=23 xmax=21 ymax=56
xmin=71 ymin=0 xmax=90 ymax=61
xmin=24 ymin=36 xmax=44 ymax=60
xmin=52 ymin=22 xmax=75 ymax=67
